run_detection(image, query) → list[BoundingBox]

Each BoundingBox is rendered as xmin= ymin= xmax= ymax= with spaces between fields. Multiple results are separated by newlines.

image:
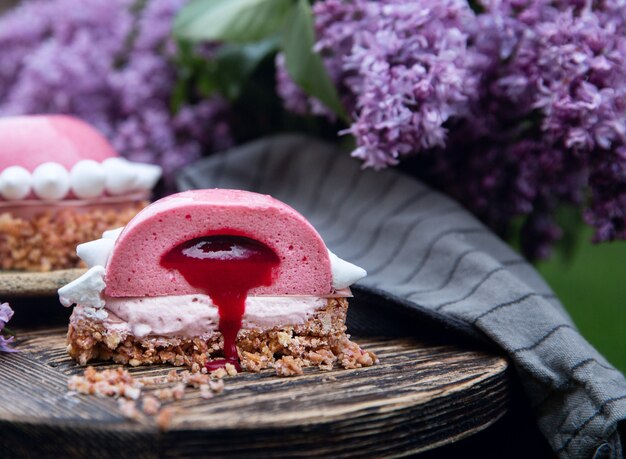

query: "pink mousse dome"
xmin=0 ymin=115 xmax=118 ymax=171
xmin=105 ymin=189 xmax=334 ymax=297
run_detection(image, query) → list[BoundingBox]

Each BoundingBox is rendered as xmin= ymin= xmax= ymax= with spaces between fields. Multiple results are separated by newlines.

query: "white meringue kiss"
xmin=102 ymin=227 xmax=124 ymax=240
xmin=133 ymin=163 xmax=162 ymax=190
xmin=103 ymin=157 xmax=138 ymax=195
xmin=0 ymin=166 xmax=32 ymax=200
xmin=32 ymin=162 xmax=70 ymax=200
xmin=74 ymin=226 xmax=123 ymax=269
xmin=77 ymin=238 xmax=116 ymax=268
xmin=328 ymin=250 xmax=367 ymax=289
xmin=70 ymin=160 xmax=106 ymax=199
xmin=1 ymin=159 xmax=161 ymax=201
xmin=58 ymin=266 xmax=106 ymax=309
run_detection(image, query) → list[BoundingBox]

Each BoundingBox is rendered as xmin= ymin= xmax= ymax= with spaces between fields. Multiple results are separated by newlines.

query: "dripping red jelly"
xmin=161 ymin=235 xmax=280 ymax=371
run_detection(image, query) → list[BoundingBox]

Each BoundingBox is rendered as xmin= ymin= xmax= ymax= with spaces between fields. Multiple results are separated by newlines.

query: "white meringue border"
xmin=0 ymin=158 xmax=161 ymax=201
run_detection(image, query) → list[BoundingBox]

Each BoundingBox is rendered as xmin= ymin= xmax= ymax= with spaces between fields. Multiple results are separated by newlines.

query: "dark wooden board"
xmin=0 ymin=327 xmax=510 ymax=458
xmin=0 ymin=269 xmax=86 ymax=297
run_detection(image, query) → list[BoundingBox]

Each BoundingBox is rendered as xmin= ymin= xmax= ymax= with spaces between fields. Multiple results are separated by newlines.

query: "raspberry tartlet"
xmin=59 ymin=189 xmax=377 ymax=375
xmin=0 ymin=115 xmax=161 ymax=271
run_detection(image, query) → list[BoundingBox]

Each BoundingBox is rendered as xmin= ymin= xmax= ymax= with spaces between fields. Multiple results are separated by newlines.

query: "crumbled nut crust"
xmin=142 ymin=395 xmax=161 ymax=415
xmin=67 ymin=366 xmax=141 ymax=399
xmin=0 ymin=203 xmax=145 ymax=272
xmin=274 ymin=356 xmax=303 ymax=377
xmin=199 ymin=384 xmax=214 ymax=399
xmin=67 ymin=365 xmax=230 ymax=427
xmin=67 ymin=298 xmax=377 ymax=376
xmin=209 ymin=379 xmax=225 ymax=394
xmin=156 ymin=407 xmax=175 ymax=431
xmin=118 ymin=398 xmax=142 ymax=421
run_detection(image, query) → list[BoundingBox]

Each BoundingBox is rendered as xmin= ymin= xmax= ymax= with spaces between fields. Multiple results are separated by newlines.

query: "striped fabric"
xmin=178 ymin=135 xmax=626 ymax=459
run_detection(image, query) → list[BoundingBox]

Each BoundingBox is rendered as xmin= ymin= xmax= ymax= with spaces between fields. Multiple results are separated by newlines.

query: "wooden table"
xmin=0 ymin=301 xmax=514 ymax=459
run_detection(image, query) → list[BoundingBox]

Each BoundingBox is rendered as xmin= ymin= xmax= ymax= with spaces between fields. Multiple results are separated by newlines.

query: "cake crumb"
xmin=142 ymin=396 xmax=161 ymax=415
xmin=199 ymin=384 xmax=214 ymax=399
xmin=209 ymin=367 xmax=227 ymax=379
xmin=172 ymin=383 xmax=186 ymax=400
xmin=118 ymin=398 xmax=141 ymax=421
xmin=154 ymin=387 xmax=174 ymax=401
xmin=68 ymin=366 xmax=142 ymax=399
xmin=157 ymin=407 xmax=175 ymax=431
xmin=224 ymin=363 xmax=238 ymax=376
xmin=307 ymin=349 xmax=336 ymax=371
xmin=68 ymin=364 xmax=229 ymax=426
xmin=240 ymin=351 xmax=268 ymax=372
xmin=332 ymin=336 xmax=379 ymax=369
xmin=274 ymin=356 xmax=303 ymax=377
xmin=182 ymin=371 xmax=210 ymax=387
xmin=123 ymin=385 xmax=141 ymax=401
xmin=209 ymin=379 xmax=225 ymax=394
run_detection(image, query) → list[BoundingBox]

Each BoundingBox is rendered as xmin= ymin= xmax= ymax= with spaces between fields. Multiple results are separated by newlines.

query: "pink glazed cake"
xmin=59 ymin=189 xmax=377 ymax=375
xmin=0 ymin=115 xmax=161 ymax=271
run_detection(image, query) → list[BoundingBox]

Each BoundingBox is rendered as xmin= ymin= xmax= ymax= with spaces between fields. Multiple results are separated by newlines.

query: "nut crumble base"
xmin=67 ymin=298 xmax=377 ymax=375
xmin=0 ymin=203 xmax=146 ymax=272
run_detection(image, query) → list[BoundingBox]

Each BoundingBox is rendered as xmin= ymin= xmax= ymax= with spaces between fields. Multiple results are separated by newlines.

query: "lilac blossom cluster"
xmin=0 ymin=0 xmax=232 ymax=189
xmin=277 ymin=0 xmax=626 ymax=259
xmin=0 ymin=302 xmax=15 ymax=353
xmin=278 ymin=0 xmax=481 ymax=168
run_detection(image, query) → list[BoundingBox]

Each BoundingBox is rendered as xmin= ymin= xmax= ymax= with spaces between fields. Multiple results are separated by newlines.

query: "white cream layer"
xmin=73 ymin=294 xmax=327 ymax=339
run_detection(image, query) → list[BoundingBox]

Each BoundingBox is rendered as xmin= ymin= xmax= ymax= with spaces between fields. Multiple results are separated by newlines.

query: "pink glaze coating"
xmin=0 ymin=115 xmax=117 ymax=171
xmin=105 ymin=189 xmax=333 ymax=297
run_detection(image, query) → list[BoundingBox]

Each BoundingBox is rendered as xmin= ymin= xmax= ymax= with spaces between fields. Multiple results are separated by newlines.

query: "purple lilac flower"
xmin=466 ymin=0 xmax=626 ymax=252
xmin=277 ymin=0 xmax=480 ymax=169
xmin=0 ymin=302 xmax=15 ymax=353
xmin=277 ymin=0 xmax=626 ymax=259
xmin=0 ymin=0 xmax=232 ymax=190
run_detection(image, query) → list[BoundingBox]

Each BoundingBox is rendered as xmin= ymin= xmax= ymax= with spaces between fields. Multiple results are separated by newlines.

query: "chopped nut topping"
xmin=209 ymin=368 xmax=227 ymax=379
xmin=118 ymin=399 xmax=141 ymax=421
xmin=67 ymin=364 xmax=232 ymax=429
xmin=156 ymin=407 xmax=175 ymax=431
xmin=199 ymin=384 xmax=214 ymax=400
xmin=209 ymin=379 xmax=225 ymax=394
xmin=142 ymin=396 xmax=161 ymax=415
xmin=0 ymin=205 xmax=143 ymax=272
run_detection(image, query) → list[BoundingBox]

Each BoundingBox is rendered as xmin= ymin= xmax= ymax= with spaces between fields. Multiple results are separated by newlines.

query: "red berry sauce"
xmin=161 ymin=235 xmax=280 ymax=371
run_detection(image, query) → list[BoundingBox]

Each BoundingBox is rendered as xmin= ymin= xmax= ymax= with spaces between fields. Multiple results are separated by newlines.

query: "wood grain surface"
xmin=0 ymin=326 xmax=510 ymax=458
xmin=0 ymin=269 xmax=86 ymax=298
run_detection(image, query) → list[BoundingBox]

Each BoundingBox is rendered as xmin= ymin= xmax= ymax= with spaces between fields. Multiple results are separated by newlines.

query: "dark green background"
xmin=538 ymin=230 xmax=626 ymax=374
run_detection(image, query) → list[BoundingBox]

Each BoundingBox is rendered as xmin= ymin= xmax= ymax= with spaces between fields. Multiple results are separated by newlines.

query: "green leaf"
xmin=553 ymin=204 xmax=585 ymax=263
xmin=170 ymin=40 xmax=194 ymax=112
xmin=170 ymin=78 xmax=189 ymax=113
xmin=212 ymin=36 xmax=281 ymax=99
xmin=174 ymin=0 xmax=292 ymax=43
xmin=171 ymin=36 xmax=279 ymax=108
xmin=281 ymin=0 xmax=348 ymax=123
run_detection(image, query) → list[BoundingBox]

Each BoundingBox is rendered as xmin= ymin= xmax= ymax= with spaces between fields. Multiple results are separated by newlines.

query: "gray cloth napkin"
xmin=177 ymin=134 xmax=626 ymax=459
